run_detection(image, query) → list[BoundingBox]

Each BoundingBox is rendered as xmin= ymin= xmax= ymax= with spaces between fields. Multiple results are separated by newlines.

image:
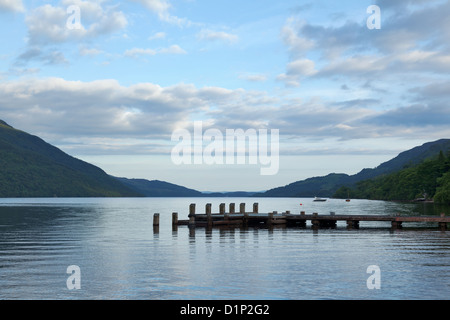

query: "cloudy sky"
xmin=0 ymin=0 xmax=449 ymax=192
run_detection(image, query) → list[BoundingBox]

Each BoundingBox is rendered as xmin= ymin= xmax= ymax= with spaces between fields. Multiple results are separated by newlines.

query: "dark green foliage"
xmin=256 ymin=173 xmax=350 ymax=197
xmin=334 ymin=151 xmax=450 ymax=203
xmin=0 ymin=120 xmax=141 ymax=197
xmin=259 ymin=139 xmax=450 ymax=198
xmin=434 ymin=172 xmax=450 ymax=204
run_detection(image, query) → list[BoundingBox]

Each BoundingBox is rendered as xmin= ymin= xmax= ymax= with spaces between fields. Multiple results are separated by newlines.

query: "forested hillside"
xmin=0 ymin=120 xmax=140 ymax=197
xmin=334 ymin=151 xmax=450 ymax=204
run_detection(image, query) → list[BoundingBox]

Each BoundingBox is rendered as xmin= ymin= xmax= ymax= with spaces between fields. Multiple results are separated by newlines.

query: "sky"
xmin=0 ymin=0 xmax=449 ymax=192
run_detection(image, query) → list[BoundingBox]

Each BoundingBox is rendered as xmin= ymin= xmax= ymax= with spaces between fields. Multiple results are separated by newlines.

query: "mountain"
xmin=0 ymin=120 xmax=141 ymax=197
xmin=115 ymin=177 xmax=203 ymax=197
xmin=115 ymin=177 xmax=259 ymax=197
xmin=256 ymin=139 xmax=450 ymax=198
xmin=334 ymin=150 xmax=450 ymax=203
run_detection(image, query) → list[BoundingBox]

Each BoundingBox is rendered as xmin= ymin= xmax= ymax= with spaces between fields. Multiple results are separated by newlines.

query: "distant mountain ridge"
xmin=255 ymin=139 xmax=450 ymax=198
xmin=115 ymin=177 xmax=203 ymax=197
xmin=115 ymin=177 xmax=258 ymax=197
xmin=1 ymin=119 xmax=449 ymax=199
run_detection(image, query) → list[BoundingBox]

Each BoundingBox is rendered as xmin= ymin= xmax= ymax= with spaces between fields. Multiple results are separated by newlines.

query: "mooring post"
xmin=219 ymin=203 xmax=225 ymax=215
xmin=172 ymin=212 xmax=178 ymax=231
xmin=347 ymin=220 xmax=359 ymax=229
xmin=439 ymin=213 xmax=447 ymax=230
xmin=172 ymin=212 xmax=178 ymax=226
xmin=153 ymin=213 xmax=160 ymax=226
xmin=153 ymin=213 xmax=160 ymax=233
xmin=229 ymin=203 xmax=235 ymax=214
xmin=391 ymin=221 xmax=402 ymax=229
xmin=241 ymin=203 xmax=249 ymax=226
xmin=189 ymin=203 xmax=196 ymax=227
xmin=206 ymin=203 xmax=212 ymax=227
xmin=253 ymin=203 xmax=259 ymax=214
xmin=267 ymin=211 xmax=274 ymax=226
xmin=312 ymin=212 xmax=319 ymax=228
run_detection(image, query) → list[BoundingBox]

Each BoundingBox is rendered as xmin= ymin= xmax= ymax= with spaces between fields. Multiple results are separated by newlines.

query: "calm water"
xmin=0 ymin=197 xmax=449 ymax=300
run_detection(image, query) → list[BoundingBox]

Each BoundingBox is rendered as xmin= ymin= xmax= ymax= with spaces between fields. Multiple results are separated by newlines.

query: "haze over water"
xmin=0 ymin=197 xmax=449 ymax=300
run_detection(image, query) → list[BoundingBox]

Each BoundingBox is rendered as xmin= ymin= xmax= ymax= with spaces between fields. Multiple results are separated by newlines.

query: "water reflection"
xmin=0 ymin=198 xmax=449 ymax=300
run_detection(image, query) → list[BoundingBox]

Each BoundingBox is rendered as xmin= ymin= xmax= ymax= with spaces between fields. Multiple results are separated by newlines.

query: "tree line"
xmin=334 ymin=151 xmax=450 ymax=204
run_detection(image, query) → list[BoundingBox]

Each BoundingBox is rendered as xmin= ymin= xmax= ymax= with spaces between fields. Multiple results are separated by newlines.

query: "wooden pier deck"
xmin=163 ymin=203 xmax=450 ymax=231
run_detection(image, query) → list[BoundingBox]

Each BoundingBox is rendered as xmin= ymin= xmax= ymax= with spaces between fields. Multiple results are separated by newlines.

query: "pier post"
xmin=153 ymin=213 xmax=160 ymax=226
xmin=267 ymin=211 xmax=274 ymax=226
xmin=189 ymin=203 xmax=196 ymax=227
xmin=297 ymin=211 xmax=306 ymax=227
xmin=229 ymin=203 xmax=235 ymax=214
xmin=347 ymin=220 xmax=359 ymax=229
xmin=439 ymin=214 xmax=447 ymax=231
xmin=206 ymin=203 xmax=212 ymax=227
xmin=153 ymin=213 xmax=160 ymax=234
xmin=219 ymin=203 xmax=226 ymax=215
xmin=253 ymin=203 xmax=259 ymax=213
xmin=391 ymin=221 xmax=402 ymax=229
xmin=311 ymin=213 xmax=319 ymax=228
xmin=172 ymin=212 xmax=178 ymax=225
xmin=240 ymin=203 xmax=246 ymax=214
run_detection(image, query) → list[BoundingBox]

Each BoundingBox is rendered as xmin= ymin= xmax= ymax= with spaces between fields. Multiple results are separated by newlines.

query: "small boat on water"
xmin=313 ymin=197 xmax=327 ymax=202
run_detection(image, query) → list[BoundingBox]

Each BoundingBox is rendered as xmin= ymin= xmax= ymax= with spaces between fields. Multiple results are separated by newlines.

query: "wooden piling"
xmin=439 ymin=213 xmax=447 ymax=230
xmin=240 ymin=203 xmax=245 ymax=214
xmin=153 ymin=213 xmax=160 ymax=226
xmin=172 ymin=212 xmax=178 ymax=226
xmin=253 ymin=203 xmax=259 ymax=213
xmin=346 ymin=220 xmax=359 ymax=229
xmin=267 ymin=211 xmax=274 ymax=226
xmin=206 ymin=203 xmax=212 ymax=227
xmin=229 ymin=203 xmax=235 ymax=214
xmin=219 ymin=203 xmax=226 ymax=214
xmin=391 ymin=221 xmax=402 ymax=229
xmin=189 ymin=203 xmax=196 ymax=227
xmin=311 ymin=213 xmax=319 ymax=228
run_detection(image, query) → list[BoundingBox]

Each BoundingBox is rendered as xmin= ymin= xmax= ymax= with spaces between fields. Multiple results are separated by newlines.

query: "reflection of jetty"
xmin=154 ymin=203 xmax=450 ymax=231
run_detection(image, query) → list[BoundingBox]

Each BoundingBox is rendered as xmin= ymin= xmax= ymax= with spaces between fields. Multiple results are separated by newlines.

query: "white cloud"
xmin=197 ymin=29 xmax=239 ymax=44
xmin=238 ymin=73 xmax=268 ymax=82
xmin=132 ymin=0 xmax=171 ymax=13
xmin=0 ymin=76 xmax=449 ymax=156
xmin=0 ymin=0 xmax=24 ymax=12
xmin=79 ymin=47 xmax=103 ymax=56
xmin=25 ymin=2 xmax=127 ymax=45
xmin=148 ymin=32 xmax=166 ymax=40
xmin=277 ymin=58 xmax=317 ymax=87
xmin=124 ymin=45 xmax=187 ymax=57
xmin=132 ymin=0 xmax=191 ymax=26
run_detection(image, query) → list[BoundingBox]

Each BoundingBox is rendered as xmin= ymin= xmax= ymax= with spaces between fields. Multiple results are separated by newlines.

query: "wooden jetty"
xmin=159 ymin=203 xmax=450 ymax=231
